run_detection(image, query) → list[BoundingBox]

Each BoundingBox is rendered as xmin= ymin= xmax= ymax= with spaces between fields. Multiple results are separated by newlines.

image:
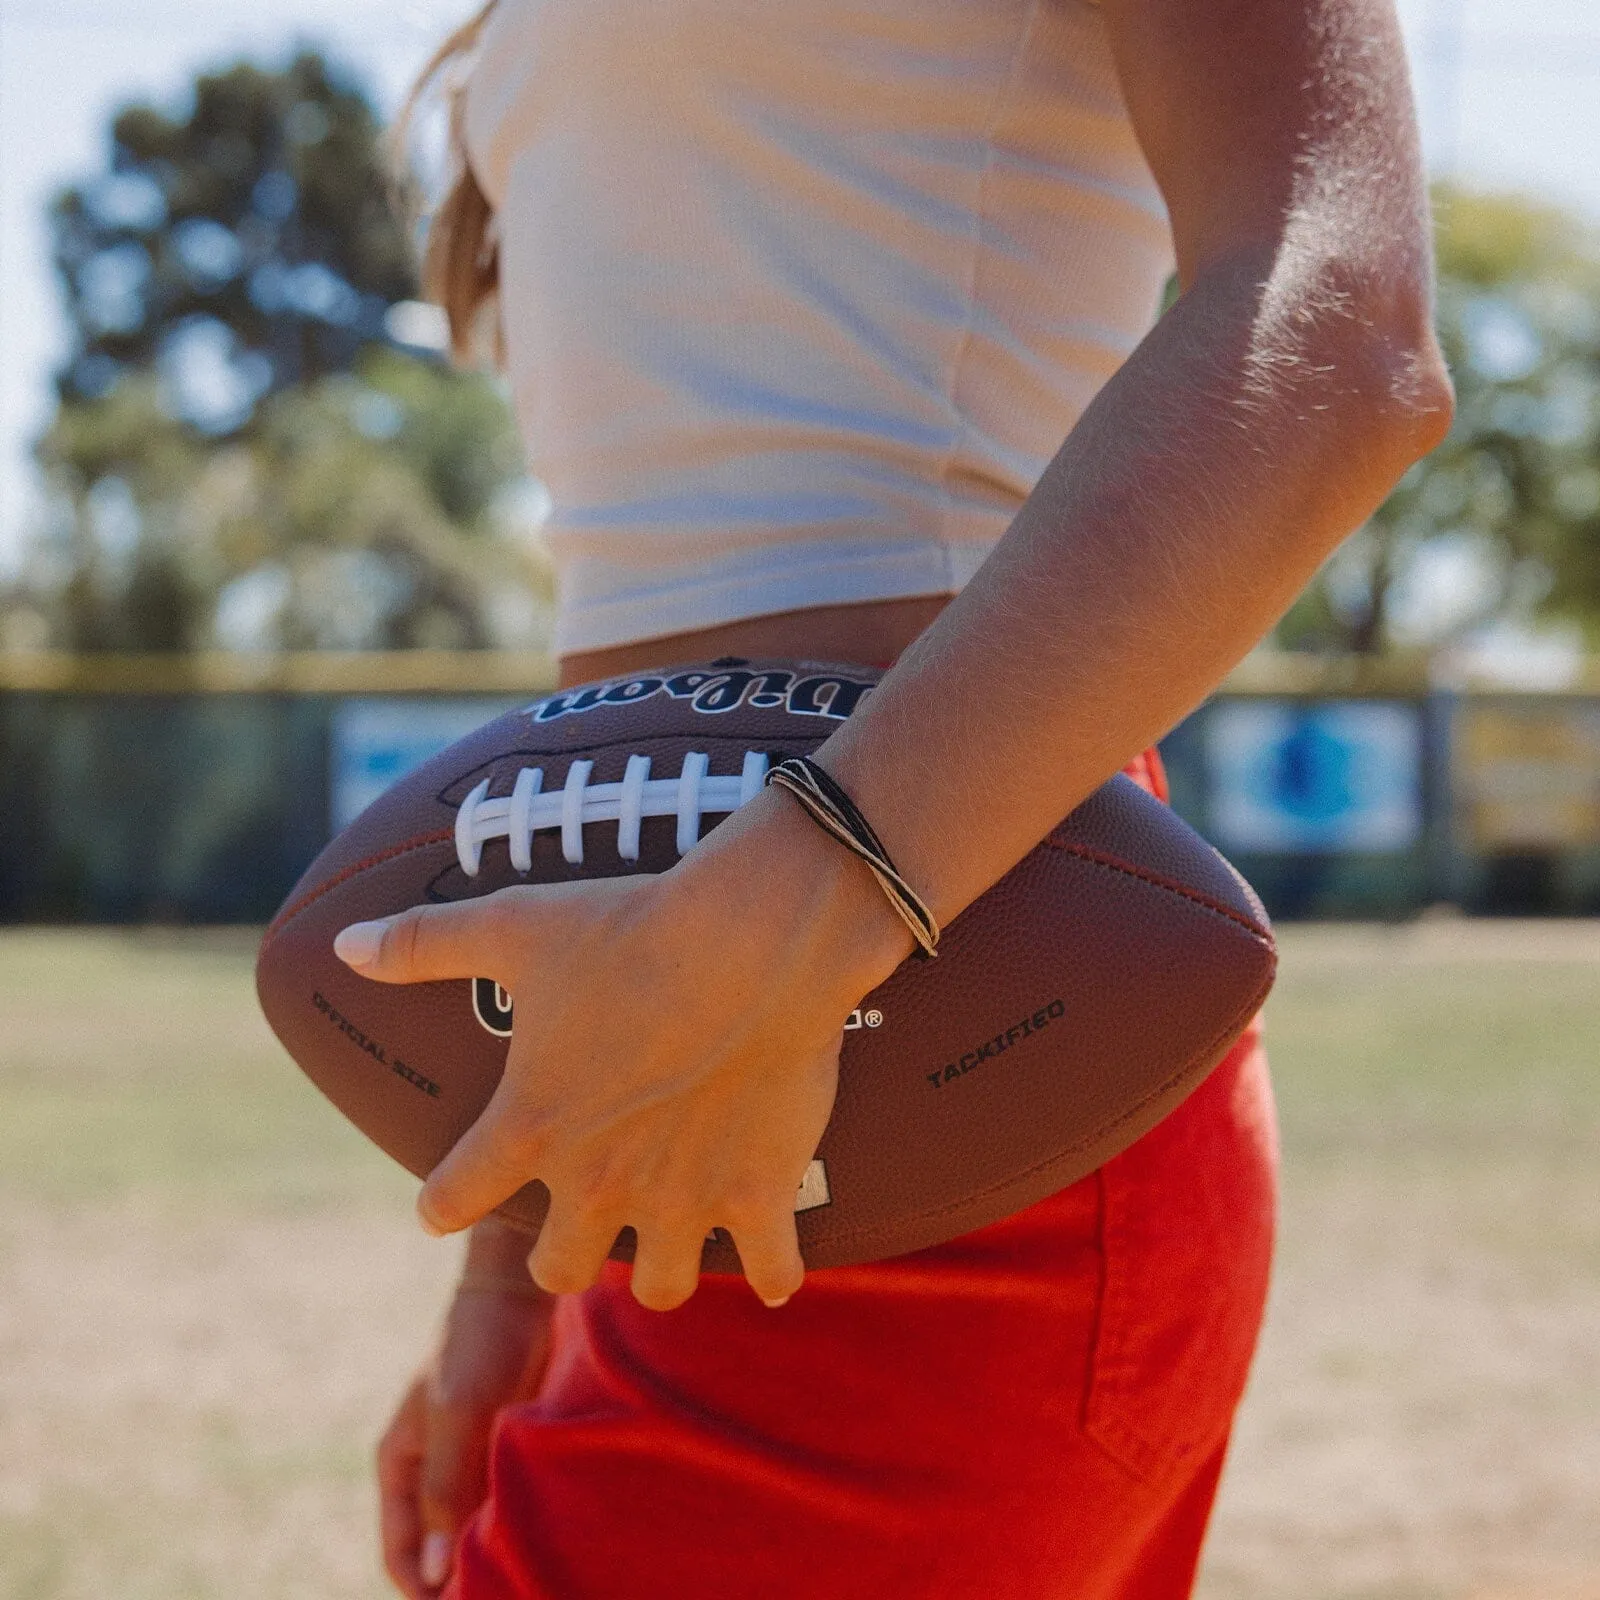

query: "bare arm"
xmin=822 ymin=0 xmax=1452 ymax=918
xmin=377 ymin=1217 xmax=555 ymax=1599
xmin=342 ymin=0 xmax=1451 ymax=1310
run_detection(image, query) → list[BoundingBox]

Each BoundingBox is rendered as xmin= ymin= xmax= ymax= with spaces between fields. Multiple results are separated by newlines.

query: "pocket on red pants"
xmin=1083 ymin=1033 xmax=1277 ymax=1488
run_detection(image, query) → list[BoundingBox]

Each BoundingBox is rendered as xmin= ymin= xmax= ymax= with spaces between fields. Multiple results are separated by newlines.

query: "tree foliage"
xmin=1280 ymin=185 xmax=1600 ymax=657
xmin=52 ymin=51 xmax=415 ymax=418
xmin=30 ymin=349 xmax=546 ymax=653
xmin=6 ymin=51 xmax=547 ymax=655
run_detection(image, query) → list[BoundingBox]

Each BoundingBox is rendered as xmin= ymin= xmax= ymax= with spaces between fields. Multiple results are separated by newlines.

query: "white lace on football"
xmin=455 ymin=750 xmax=771 ymax=876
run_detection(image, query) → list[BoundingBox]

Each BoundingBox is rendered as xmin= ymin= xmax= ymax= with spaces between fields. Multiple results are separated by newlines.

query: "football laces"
xmin=454 ymin=750 xmax=770 ymax=875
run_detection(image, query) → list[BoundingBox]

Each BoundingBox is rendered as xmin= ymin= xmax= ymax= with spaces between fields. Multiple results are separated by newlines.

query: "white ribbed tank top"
xmin=464 ymin=0 xmax=1173 ymax=654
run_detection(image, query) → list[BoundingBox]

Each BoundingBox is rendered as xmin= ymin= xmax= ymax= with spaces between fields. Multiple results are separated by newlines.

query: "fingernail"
xmin=421 ymin=1530 xmax=452 ymax=1589
xmin=417 ymin=1195 xmax=449 ymax=1238
xmin=761 ymin=1295 xmax=790 ymax=1309
xmin=333 ymin=918 xmax=391 ymax=970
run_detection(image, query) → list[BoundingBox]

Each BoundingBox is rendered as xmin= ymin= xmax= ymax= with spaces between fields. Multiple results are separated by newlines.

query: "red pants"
xmin=449 ymin=754 xmax=1278 ymax=1599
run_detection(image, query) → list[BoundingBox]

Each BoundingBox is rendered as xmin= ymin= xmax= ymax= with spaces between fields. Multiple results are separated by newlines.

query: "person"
xmin=361 ymin=1 xmax=1452 ymax=1594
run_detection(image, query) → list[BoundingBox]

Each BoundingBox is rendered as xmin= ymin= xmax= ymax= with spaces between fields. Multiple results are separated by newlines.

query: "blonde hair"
xmin=395 ymin=1 xmax=501 ymax=363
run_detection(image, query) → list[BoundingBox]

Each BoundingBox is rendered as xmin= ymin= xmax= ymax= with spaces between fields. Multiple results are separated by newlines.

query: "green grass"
xmin=0 ymin=924 xmax=1596 ymax=1600
xmin=0 ymin=932 xmax=450 ymax=1600
xmin=0 ymin=929 xmax=414 ymax=1215
xmin=3 ymin=923 xmax=1593 ymax=1212
xmin=1266 ymin=947 xmax=1600 ymax=1152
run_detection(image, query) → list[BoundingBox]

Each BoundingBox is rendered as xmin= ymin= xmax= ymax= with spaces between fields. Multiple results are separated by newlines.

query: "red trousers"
xmin=449 ymin=753 xmax=1278 ymax=1599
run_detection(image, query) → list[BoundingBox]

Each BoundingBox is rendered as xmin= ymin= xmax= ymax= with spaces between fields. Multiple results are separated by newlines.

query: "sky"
xmin=3 ymin=0 xmax=1600 ymax=574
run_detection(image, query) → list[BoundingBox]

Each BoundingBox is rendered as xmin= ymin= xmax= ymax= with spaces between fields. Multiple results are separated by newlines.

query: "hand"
xmin=378 ymin=1223 xmax=556 ymax=1599
xmin=338 ymin=791 xmax=910 ymax=1310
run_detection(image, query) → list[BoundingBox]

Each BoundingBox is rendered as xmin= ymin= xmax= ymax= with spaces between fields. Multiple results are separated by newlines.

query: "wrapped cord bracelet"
xmin=764 ymin=756 xmax=939 ymax=960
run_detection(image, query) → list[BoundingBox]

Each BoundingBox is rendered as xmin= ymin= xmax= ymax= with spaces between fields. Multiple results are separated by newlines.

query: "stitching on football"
xmin=810 ymin=956 xmax=1277 ymax=1249
xmin=262 ymin=828 xmax=455 ymax=944
xmin=1040 ymin=837 xmax=1272 ymax=942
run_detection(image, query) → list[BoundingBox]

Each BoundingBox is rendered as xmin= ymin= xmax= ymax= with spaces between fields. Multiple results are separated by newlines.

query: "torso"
xmin=468 ymin=0 xmax=1172 ymax=659
xmin=558 ymin=596 xmax=950 ymax=687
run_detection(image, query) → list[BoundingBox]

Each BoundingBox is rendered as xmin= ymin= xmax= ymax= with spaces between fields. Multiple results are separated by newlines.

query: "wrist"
xmin=686 ymin=785 xmax=915 ymax=1005
xmin=764 ymin=755 xmax=939 ymax=959
xmin=462 ymin=1215 xmax=549 ymax=1294
xmin=456 ymin=1268 xmax=556 ymax=1304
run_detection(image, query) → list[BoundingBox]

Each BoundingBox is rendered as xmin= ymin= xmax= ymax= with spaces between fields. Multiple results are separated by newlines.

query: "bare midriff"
xmin=557 ymin=595 xmax=951 ymax=689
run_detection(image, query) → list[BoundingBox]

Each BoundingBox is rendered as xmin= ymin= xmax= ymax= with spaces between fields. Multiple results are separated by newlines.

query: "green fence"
xmin=3 ymin=653 xmax=1598 ymax=922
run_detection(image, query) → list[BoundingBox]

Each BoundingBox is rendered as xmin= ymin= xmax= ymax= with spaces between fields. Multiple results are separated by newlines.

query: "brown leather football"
xmin=256 ymin=658 xmax=1274 ymax=1271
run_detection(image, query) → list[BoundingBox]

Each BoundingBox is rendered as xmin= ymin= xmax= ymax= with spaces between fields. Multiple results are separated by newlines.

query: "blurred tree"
xmin=31 ymin=348 xmax=547 ymax=652
xmin=1279 ymin=185 xmax=1600 ymax=656
xmin=9 ymin=51 xmax=549 ymax=655
xmin=51 ymin=50 xmax=415 ymax=416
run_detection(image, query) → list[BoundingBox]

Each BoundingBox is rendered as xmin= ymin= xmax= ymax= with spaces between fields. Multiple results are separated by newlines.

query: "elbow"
xmin=1181 ymin=237 xmax=1456 ymax=565
xmin=1228 ymin=234 xmax=1456 ymax=470
xmin=1359 ymin=293 xmax=1455 ymax=469
xmin=1336 ymin=252 xmax=1456 ymax=452
xmin=1402 ymin=342 xmax=1455 ymax=458
xmin=1228 ymin=250 xmax=1456 ymax=557
xmin=1293 ymin=272 xmax=1455 ymax=506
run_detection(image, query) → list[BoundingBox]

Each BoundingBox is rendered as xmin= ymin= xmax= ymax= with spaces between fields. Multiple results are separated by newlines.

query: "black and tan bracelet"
xmin=764 ymin=755 xmax=940 ymax=960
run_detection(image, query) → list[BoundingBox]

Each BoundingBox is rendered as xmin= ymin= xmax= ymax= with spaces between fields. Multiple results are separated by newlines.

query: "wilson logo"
xmin=525 ymin=665 xmax=875 ymax=725
xmin=473 ymin=985 xmax=875 ymax=1045
xmin=472 ymin=978 xmax=514 ymax=1038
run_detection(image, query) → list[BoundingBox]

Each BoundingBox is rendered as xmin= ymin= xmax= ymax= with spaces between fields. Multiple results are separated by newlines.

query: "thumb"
xmin=419 ymin=1527 xmax=455 ymax=1595
xmin=335 ymin=893 xmax=528 ymax=987
xmin=417 ymin=1397 xmax=495 ymax=1591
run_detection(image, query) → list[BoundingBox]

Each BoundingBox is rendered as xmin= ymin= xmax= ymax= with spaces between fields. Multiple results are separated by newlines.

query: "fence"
xmin=2 ymin=652 xmax=1598 ymax=922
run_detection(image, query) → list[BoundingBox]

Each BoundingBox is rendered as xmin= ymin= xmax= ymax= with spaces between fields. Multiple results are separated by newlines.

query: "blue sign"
xmin=1206 ymin=700 xmax=1422 ymax=854
xmin=330 ymin=698 xmax=522 ymax=833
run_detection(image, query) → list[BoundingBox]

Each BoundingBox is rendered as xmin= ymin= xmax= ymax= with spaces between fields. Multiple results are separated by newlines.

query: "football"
xmin=256 ymin=658 xmax=1275 ymax=1271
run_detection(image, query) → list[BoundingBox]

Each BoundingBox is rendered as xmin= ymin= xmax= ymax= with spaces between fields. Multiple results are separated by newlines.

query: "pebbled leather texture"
xmin=257 ymin=659 xmax=1275 ymax=1270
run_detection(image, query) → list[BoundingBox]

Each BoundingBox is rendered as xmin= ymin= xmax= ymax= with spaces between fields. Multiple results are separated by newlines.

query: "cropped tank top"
xmin=463 ymin=0 xmax=1173 ymax=655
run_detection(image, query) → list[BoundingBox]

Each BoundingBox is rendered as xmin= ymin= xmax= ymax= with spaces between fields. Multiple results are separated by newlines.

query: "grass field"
xmin=0 ymin=923 xmax=1597 ymax=1600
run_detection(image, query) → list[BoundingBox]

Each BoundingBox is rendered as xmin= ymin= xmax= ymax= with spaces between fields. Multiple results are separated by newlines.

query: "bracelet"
xmin=764 ymin=756 xmax=940 ymax=960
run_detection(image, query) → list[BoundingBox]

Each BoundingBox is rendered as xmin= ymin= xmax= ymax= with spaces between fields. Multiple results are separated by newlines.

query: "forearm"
xmin=349 ymin=0 xmax=1455 ymax=1310
xmin=812 ymin=247 xmax=1451 ymax=925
